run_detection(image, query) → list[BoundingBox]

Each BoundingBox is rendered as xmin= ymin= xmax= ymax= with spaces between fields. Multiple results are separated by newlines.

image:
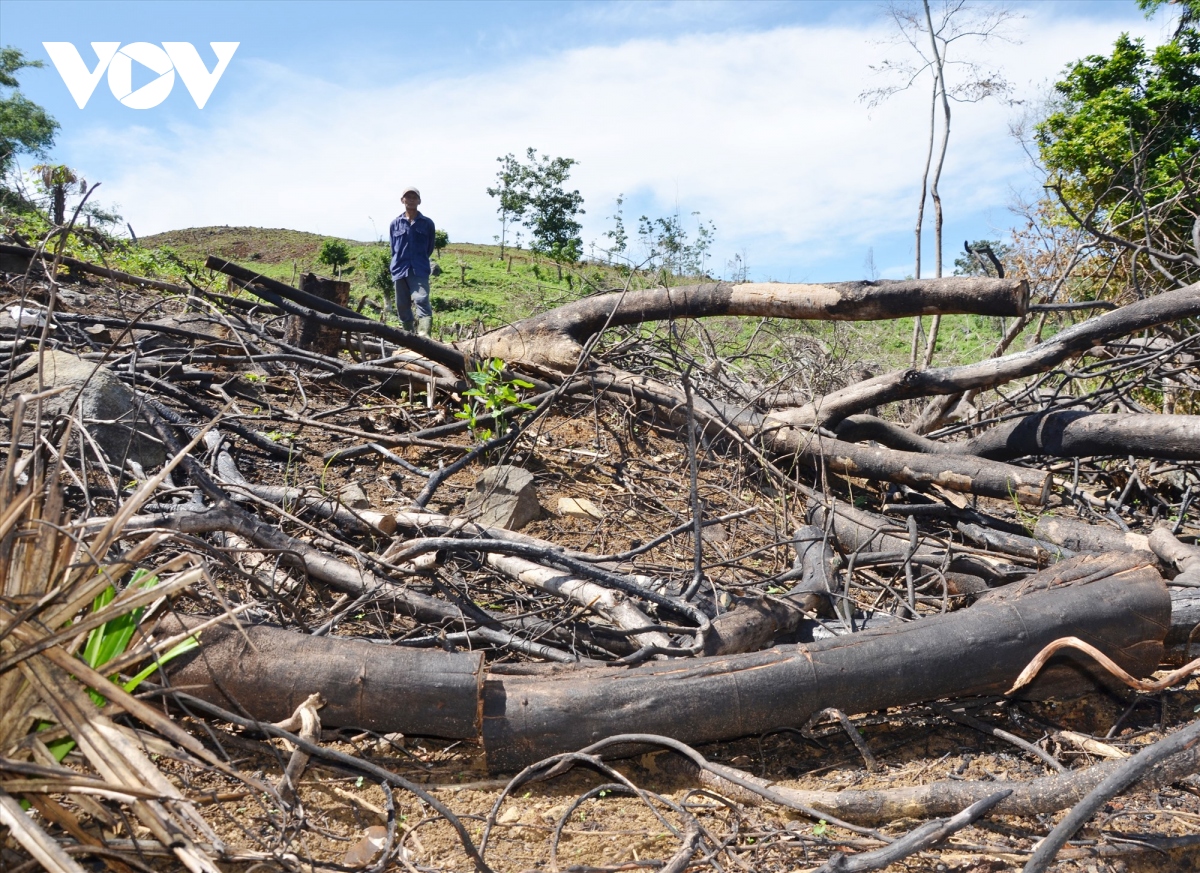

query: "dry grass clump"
xmin=0 ymin=390 xmax=230 ymax=873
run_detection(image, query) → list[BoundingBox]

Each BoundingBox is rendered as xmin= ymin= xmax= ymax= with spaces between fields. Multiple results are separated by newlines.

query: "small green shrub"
xmin=43 ymin=570 xmax=199 ymax=762
xmin=455 ymin=357 xmax=535 ymax=441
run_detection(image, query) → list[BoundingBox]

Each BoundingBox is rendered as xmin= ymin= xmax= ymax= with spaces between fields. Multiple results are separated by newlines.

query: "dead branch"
xmin=775 ymin=281 xmax=1200 ymax=428
xmin=1022 ymin=714 xmax=1200 ymax=873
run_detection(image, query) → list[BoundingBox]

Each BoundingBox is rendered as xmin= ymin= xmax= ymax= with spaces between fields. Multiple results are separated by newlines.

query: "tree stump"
xmin=286 ymin=273 xmax=349 ymax=357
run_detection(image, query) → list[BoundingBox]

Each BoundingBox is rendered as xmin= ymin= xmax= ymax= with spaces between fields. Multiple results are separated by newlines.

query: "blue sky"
xmin=0 ymin=1 xmax=1180 ymax=282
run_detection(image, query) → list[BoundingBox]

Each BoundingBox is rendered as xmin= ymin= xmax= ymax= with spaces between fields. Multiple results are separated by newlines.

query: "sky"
xmin=0 ymin=0 xmax=1184 ymax=283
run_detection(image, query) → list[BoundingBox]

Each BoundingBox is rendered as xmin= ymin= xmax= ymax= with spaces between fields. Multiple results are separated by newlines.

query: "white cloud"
xmin=61 ymin=4 xmax=1155 ymax=280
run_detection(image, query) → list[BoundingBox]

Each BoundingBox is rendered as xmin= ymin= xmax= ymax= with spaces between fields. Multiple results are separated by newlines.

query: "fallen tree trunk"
xmin=161 ymin=615 xmax=484 ymax=738
xmin=835 ymin=411 xmax=1200 ymax=462
xmin=1032 ymin=515 xmax=1150 ymax=554
xmin=482 ymin=552 xmax=1165 ymax=771
xmin=792 ymin=432 xmax=1051 ymax=505
xmin=0 ymin=242 xmax=192 ymax=295
xmin=161 ymin=552 xmax=1168 ymax=772
xmin=474 ymin=278 xmax=1030 ymax=369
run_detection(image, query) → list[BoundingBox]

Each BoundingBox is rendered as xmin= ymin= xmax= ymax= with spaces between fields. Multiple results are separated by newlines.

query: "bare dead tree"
xmin=862 ymin=0 xmax=1018 ymax=366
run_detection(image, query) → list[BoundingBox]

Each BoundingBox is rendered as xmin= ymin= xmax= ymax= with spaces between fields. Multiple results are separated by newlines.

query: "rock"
xmin=133 ymin=313 xmax=232 ymax=352
xmin=84 ymin=323 xmax=113 ymax=344
xmin=339 ymin=482 xmax=370 ymax=509
xmin=55 ymin=289 xmax=89 ymax=309
xmin=342 ymin=825 xmax=388 ymax=868
xmin=557 ymin=496 xmax=605 ymax=520
xmin=462 ymin=465 xmax=541 ymax=530
xmin=4 ymin=349 xmax=166 ymax=469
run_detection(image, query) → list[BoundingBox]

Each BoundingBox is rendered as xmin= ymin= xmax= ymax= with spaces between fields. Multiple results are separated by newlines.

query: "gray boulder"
xmin=462 ymin=465 xmax=541 ymax=530
xmin=4 ymin=349 xmax=165 ymax=469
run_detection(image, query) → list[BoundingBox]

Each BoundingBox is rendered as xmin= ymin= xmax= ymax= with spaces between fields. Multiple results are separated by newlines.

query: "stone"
xmin=55 ymin=289 xmax=89 ymax=309
xmin=4 ymin=349 xmax=166 ymax=469
xmin=339 ymin=482 xmax=370 ymax=509
xmin=133 ymin=313 xmax=232 ymax=352
xmin=342 ymin=825 xmax=387 ymax=869
xmin=84 ymin=323 xmax=113 ymax=343
xmin=557 ymin=496 xmax=605 ymax=520
xmin=462 ymin=465 xmax=541 ymax=530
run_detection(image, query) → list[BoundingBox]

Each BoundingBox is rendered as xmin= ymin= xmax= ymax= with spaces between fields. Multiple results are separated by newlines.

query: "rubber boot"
xmin=416 ymin=316 xmax=432 ymax=338
xmin=401 ymin=320 xmax=414 ymax=333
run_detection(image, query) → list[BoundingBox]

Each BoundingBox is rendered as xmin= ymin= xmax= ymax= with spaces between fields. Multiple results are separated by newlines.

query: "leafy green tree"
xmin=521 ymin=148 xmax=585 ymax=266
xmin=1036 ymin=0 xmax=1200 ymax=292
xmin=318 ymin=238 xmax=350 ymax=276
xmin=636 ymin=211 xmax=716 ymax=278
xmin=1 ymin=46 xmax=60 ymax=192
xmin=434 ymin=228 xmax=449 ymax=258
xmin=499 ymin=148 xmax=585 ymax=266
xmin=360 ymin=246 xmax=393 ymax=298
xmin=486 ymin=153 xmax=528 ymax=259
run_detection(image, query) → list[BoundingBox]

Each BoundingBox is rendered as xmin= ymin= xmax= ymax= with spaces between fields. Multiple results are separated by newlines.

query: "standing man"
xmin=389 ymin=185 xmax=436 ymax=337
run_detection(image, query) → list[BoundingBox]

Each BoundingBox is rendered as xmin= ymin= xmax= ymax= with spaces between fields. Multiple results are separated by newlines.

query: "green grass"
xmin=139 ymin=227 xmax=672 ymax=330
xmin=133 ymin=225 xmax=1015 ymax=370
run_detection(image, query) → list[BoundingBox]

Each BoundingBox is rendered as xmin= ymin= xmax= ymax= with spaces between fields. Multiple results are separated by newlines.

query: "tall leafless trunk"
xmin=922 ymin=0 xmax=953 ymax=367
xmin=909 ymin=76 xmax=938 ymax=366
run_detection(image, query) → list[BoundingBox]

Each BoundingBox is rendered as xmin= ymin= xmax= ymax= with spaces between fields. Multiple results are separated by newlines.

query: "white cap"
xmin=402 ymin=185 xmax=421 ymax=198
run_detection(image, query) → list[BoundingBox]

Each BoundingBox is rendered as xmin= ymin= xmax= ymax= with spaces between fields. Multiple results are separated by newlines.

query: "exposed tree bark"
xmin=1032 ymin=516 xmax=1150 ymax=554
xmin=160 ymin=615 xmax=484 ymax=739
xmin=806 ymin=500 xmax=1029 ymax=584
xmin=1149 ymin=527 xmax=1200 ymax=585
xmin=480 ymin=552 xmax=1167 ymax=770
xmin=285 ymin=273 xmax=349 ymax=357
xmin=594 ymin=366 xmax=1050 ymax=504
xmin=836 ymin=410 xmax=1200 ymax=462
xmin=473 ymin=278 xmax=1029 ymax=370
xmin=160 ymin=553 xmax=1167 ymax=773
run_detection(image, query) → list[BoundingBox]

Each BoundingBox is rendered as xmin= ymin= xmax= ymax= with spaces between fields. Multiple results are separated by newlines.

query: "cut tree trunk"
xmin=161 ymin=615 xmax=484 ymax=738
xmin=161 ymin=552 xmax=1167 ymax=772
xmin=595 ymin=367 xmax=1050 ymax=505
xmin=285 ymin=273 xmax=350 ymax=357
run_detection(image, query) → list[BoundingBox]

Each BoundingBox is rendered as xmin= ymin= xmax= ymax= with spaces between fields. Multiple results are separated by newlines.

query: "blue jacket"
xmin=389 ymin=212 xmax=436 ymax=279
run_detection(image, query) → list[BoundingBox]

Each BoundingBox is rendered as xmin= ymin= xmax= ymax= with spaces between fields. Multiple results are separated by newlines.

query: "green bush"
xmin=318 ymin=238 xmax=350 ymax=274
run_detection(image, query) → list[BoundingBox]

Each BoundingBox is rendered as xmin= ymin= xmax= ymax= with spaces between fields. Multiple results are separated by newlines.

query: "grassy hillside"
xmin=141 ymin=226 xmax=641 ymax=334
xmin=135 ymin=225 xmax=1009 ymax=369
